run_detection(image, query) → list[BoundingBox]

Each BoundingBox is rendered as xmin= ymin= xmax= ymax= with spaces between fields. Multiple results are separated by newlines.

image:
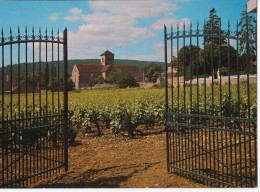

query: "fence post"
xmin=63 ymin=28 xmax=69 ymax=171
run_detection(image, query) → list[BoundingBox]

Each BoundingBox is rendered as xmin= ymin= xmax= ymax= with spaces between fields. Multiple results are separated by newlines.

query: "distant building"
xmin=0 ymin=74 xmax=33 ymax=94
xmin=12 ymin=80 xmax=34 ymax=94
xmin=161 ymin=56 xmax=188 ymax=85
xmin=71 ymin=50 xmax=143 ymax=88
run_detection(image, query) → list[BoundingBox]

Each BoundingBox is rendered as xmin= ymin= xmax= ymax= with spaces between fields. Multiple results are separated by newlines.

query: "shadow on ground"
xmin=33 ymin=162 xmax=160 ymax=188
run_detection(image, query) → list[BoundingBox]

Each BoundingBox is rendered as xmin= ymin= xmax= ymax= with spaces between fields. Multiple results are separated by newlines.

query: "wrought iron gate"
xmin=164 ymin=13 xmax=257 ymax=187
xmin=0 ymin=27 xmax=68 ymax=187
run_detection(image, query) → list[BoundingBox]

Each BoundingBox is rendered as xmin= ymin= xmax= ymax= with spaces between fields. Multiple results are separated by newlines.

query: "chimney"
xmin=6 ymin=74 xmax=9 ymax=82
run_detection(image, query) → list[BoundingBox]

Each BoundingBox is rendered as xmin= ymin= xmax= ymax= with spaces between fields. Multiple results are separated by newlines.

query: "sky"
xmin=0 ymin=0 xmax=256 ymax=63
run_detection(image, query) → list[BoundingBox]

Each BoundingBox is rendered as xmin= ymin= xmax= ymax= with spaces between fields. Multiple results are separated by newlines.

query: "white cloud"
xmin=28 ymin=42 xmax=63 ymax=62
xmin=121 ymin=55 xmax=163 ymax=62
xmin=49 ymin=12 xmax=60 ymax=21
xmin=67 ymin=23 xmax=155 ymax=59
xmin=64 ymin=8 xmax=83 ymax=21
xmin=153 ymin=43 xmax=164 ymax=56
xmin=81 ymin=12 xmax=136 ymax=29
xmin=62 ymin=1 xmax=190 ymax=60
xmin=64 ymin=6 xmax=156 ymax=59
xmin=151 ymin=17 xmax=191 ymax=31
xmin=89 ymin=1 xmax=178 ymax=18
xmin=153 ymin=42 xmax=177 ymax=61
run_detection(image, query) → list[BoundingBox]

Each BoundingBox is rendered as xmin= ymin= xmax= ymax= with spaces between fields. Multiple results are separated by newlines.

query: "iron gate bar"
xmin=167 ymin=112 xmax=256 ymax=123
xmin=168 ymin=165 xmax=237 ymax=188
xmin=169 ymin=126 xmax=248 ymax=183
xmin=0 ymin=125 xmax=63 ymax=174
xmin=63 ymin=28 xmax=69 ymax=172
xmin=166 ymin=33 xmax=256 ymax=43
xmin=164 ymin=25 xmax=170 ymax=172
xmin=1 ymin=29 xmax=4 ymax=187
xmin=254 ymin=21 xmax=258 ymax=188
xmin=167 ymin=122 xmax=256 ymax=136
xmin=165 ymin=9 xmax=257 ymax=187
xmin=0 ymin=27 xmax=68 ymax=187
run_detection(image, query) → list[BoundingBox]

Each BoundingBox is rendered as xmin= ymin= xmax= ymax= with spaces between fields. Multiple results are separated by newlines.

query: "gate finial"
xmin=197 ymin=20 xmax=199 ymax=34
xmin=236 ymin=20 xmax=238 ymax=36
xmin=171 ymin=24 xmax=173 ymax=38
xmin=190 ymin=21 xmax=192 ymax=35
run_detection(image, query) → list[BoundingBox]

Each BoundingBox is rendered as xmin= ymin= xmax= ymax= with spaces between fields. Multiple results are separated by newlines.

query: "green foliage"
xmin=142 ymin=62 xmax=163 ymax=82
xmin=106 ymin=69 xmax=138 ymax=88
xmin=153 ymin=81 xmax=165 ymax=88
xmin=203 ymin=8 xmax=226 ymax=45
xmin=89 ymin=76 xmax=105 ymax=86
xmin=105 ymin=69 xmax=122 ymax=84
xmin=0 ymin=81 xmax=256 ymax=141
xmin=44 ymin=64 xmax=49 ymax=87
xmin=199 ymin=43 xmax=237 ymax=76
xmin=238 ymin=10 xmax=256 ymax=55
xmin=177 ymin=45 xmax=202 ymax=77
xmin=239 ymin=53 xmax=257 ymax=74
xmin=116 ymin=73 xmax=138 ymax=88
xmin=0 ymin=59 xmax=165 ymax=79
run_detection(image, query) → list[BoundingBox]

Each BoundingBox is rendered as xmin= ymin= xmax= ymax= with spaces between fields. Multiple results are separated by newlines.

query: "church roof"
xmin=100 ymin=50 xmax=115 ymax=56
xmin=113 ymin=65 xmax=143 ymax=79
xmin=74 ymin=64 xmax=143 ymax=79
xmin=0 ymin=75 xmax=17 ymax=83
xmin=74 ymin=64 xmax=105 ymax=73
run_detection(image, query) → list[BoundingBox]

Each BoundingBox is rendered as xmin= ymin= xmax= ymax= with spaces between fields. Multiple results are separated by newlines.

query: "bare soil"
xmin=30 ymin=126 xmax=206 ymax=188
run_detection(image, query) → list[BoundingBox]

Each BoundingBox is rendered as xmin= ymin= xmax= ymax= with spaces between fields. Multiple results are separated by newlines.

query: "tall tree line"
xmin=175 ymin=8 xmax=256 ymax=78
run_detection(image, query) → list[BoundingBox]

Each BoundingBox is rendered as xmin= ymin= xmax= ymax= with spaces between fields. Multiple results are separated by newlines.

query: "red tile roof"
xmin=113 ymin=65 xmax=143 ymax=79
xmin=101 ymin=65 xmax=112 ymax=72
xmin=75 ymin=64 xmax=104 ymax=73
xmin=74 ymin=64 xmax=143 ymax=80
xmin=0 ymin=75 xmax=17 ymax=83
xmin=12 ymin=80 xmax=26 ymax=91
xmin=100 ymin=50 xmax=114 ymax=56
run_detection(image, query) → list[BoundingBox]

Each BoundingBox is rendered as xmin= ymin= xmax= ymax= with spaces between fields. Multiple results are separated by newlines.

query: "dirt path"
xmin=30 ymin=127 xmax=206 ymax=188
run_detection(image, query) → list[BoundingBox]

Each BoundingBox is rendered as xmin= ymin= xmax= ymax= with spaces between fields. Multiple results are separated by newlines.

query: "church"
xmin=71 ymin=50 xmax=143 ymax=88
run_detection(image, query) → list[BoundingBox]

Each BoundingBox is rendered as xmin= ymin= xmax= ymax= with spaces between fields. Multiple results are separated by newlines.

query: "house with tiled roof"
xmin=0 ymin=74 xmax=33 ymax=94
xmin=0 ymin=74 xmax=18 ymax=93
xmin=161 ymin=56 xmax=188 ymax=85
xmin=71 ymin=50 xmax=143 ymax=88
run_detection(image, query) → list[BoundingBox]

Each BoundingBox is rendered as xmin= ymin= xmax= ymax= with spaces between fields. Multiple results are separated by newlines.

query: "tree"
xmin=116 ymin=73 xmax=138 ymax=88
xmin=105 ymin=69 xmax=123 ymax=84
xmin=106 ymin=69 xmax=138 ymax=88
xmin=177 ymin=45 xmax=202 ymax=77
xmin=89 ymin=76 xmax=105 ymax=86
xmin=203 ymin=8 xmax=226 ymax=46
xmin=199 ymin=44 xmax=237 ymax=77
xmin=57 ymin=77 xmax=75 ymax=91
xmin=28 ymin=72 xmax=40 ymax=89
xmin=142 ymin=63 xmax=163 ymax=82
xmin=238 ymin=10 xmax=256 ymax=57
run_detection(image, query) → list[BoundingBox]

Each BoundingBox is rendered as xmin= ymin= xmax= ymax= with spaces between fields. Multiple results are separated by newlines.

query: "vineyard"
xmin=0 ymin=82 xmax=257 ymax=143
xmin=0 ymin=80 xmax=257 ymax=187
